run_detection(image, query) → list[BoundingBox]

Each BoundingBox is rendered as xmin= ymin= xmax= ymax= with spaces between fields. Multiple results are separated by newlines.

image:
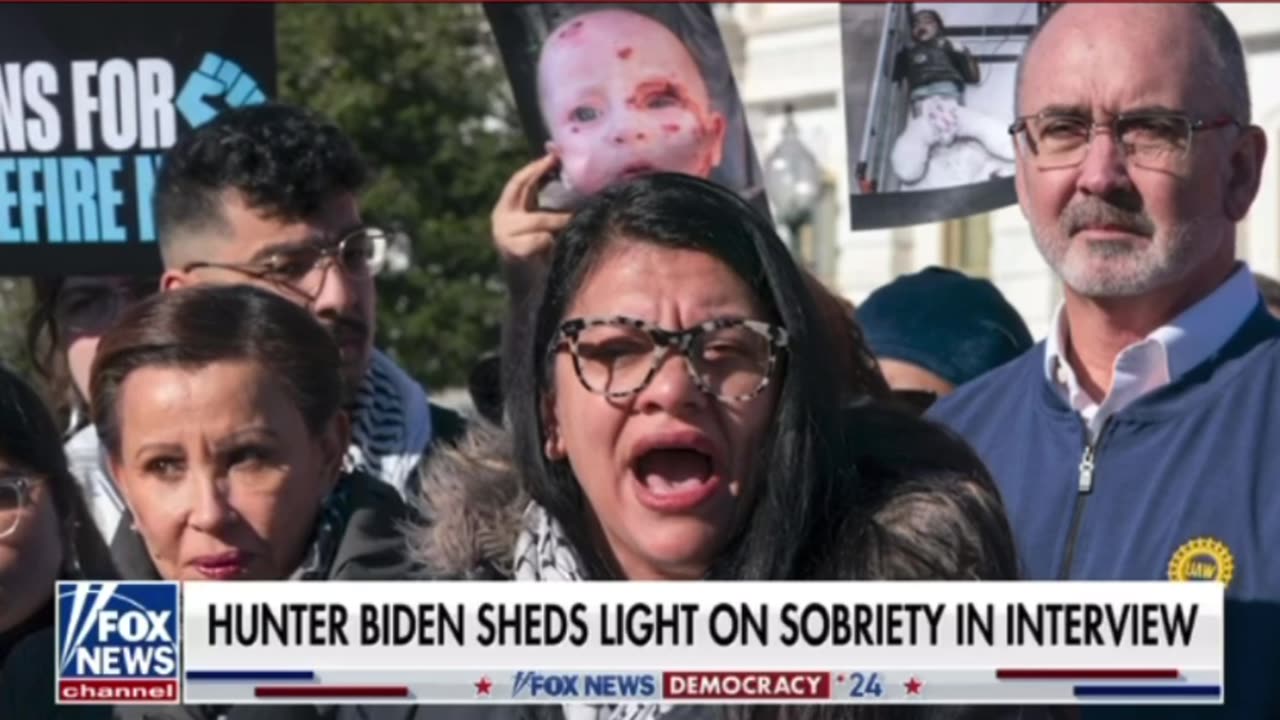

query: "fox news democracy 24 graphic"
xmin=55 ymin=581 xmax=181 ymax=704
xmin=166 ymin=581 xmax=1223 ymax=706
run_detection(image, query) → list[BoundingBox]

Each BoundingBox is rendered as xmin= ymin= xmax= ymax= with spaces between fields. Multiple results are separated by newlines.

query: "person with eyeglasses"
xmin=927 ymin=5 xmax=1280 ymax=717
xmin=26 ymin=275 xmax=159 ymax=555
xmin=487 ymin=154 xmax=890 ymax=427
xmin=415 ymin=172 xmax=1013 ymax=584
xmin=0 ymin=364 xmax=114 ymax=719
xmin=381 ymin=173 xmax=1024 ymax=720
xmin=151 ymin=103 xmax=465 ymax=507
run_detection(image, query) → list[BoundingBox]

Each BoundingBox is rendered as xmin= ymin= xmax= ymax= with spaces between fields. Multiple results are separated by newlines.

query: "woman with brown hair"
xmin=89 ymin=284 xmax=410 ymax=585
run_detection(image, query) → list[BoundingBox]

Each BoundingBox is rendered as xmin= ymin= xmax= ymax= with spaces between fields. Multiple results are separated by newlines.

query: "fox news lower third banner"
xmin=56 ymin=581 xmax=1223 ymax=706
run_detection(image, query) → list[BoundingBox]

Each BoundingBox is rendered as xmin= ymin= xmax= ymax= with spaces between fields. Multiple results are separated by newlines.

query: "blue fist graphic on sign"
xmin=176 ymin=52 xmax=267 ymax=128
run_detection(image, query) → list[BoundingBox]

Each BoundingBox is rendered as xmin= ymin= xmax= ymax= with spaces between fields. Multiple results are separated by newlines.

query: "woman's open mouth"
xmin=629 ymin=433 xmax=724 ymax=512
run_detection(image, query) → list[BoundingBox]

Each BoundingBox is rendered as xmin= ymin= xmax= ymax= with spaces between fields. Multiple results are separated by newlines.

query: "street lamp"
xmin=764 ymin=104 xmax=824 ymax=252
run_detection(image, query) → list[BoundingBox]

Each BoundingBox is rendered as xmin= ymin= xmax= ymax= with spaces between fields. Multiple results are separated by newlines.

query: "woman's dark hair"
xmin=801 ymin=271 xmax=890 ymax=404
xmin=468 ymin=352 xmax=506 ymax=426
xmin=509 ymin=172 xmax=855 ymax=580
xmin=26 ymin=275 xmax=159 ymax=430
xmin=817 ymin=403 xmax=1019 ymax=581
xmin=0 ymin=363 xmax=114 ymax=579
xmin=26 ymin=277 xmax=74 ymax=424
xmin=725 ymin=406 xmax=1022 ymax=720
xmin=89 ymin=285 xmax=343 ymax=459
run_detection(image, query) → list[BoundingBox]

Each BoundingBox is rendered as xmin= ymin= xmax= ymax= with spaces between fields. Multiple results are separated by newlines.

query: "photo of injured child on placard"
xmin=843 ymin=3 xmax=1049 ymax=229
xmin=486 ymin=3 xmax=767 ymax=212
xmin=891 ymin=8 xmax=1015 ymax=189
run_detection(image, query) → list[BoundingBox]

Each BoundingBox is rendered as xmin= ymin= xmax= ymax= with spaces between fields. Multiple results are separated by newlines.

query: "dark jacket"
xmin=0 ymin=596 xmax=53 ymax=670
xmin=429 ymin=402 xmax=469 ymax=451
xmin=892 ymin=40 xmax=978 ymax=94
xmin=109 ymin=470 xmax=412 ymax=583
xmin=405 ymin=408 xmax=1019 ymax=585
xmin=109 ymin=471 xmax=412 ymax=720
xmin=929 ymin=304 xmax=1280 ymax=719
xmin=386 ymin=419 xmax=1050 ymax=720
xmin=0 ymin=501 xmax=118 ymax=718
xmin=2 ymin=625 xmax=114 ymax=720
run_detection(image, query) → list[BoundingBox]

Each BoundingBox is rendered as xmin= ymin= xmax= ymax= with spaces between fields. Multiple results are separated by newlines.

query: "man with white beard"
xmin=930 ymin=5 xmax=1278 ymax=717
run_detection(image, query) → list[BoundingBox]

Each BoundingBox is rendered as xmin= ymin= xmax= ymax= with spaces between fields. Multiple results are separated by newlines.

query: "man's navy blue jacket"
xmin=931 ymin=304 xmax=1280 ymax=718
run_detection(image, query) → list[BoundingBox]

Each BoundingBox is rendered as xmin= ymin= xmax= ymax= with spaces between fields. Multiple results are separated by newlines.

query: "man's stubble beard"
xmin=1030 ymin=214 xmax=1212 ymax=299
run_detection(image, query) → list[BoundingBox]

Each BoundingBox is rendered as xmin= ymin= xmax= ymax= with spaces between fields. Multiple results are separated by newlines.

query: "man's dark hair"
xmin=828 ymin=404 xmax=1019 ymax=581
xmin=90 ymin=284 xmax=343 ymax=460
xmin=154 ymin=103 xmax=368 ymax=265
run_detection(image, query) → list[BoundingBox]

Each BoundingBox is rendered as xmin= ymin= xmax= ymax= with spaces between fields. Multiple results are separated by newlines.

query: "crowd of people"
xmin=1 ymin=4 xmax=1277 ymax=719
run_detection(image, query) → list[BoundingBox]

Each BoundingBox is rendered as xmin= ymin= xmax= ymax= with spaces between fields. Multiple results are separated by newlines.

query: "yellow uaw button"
xmin=1168 ymin=537 xmax=1235 ymax=587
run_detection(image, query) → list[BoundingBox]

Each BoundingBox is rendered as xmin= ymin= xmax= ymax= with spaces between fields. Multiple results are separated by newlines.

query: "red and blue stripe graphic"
xmin=996 ymin=668 xmax=1220 ymax=699
xmin=186 ymin=669 xmax=410 ymax=699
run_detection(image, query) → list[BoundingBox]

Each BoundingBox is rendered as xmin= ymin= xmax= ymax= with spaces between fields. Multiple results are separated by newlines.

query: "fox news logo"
xmin=511 ymin=671 xmax=657 ymax=699
xmin=56 ymin=581 xmax=180 ymax=704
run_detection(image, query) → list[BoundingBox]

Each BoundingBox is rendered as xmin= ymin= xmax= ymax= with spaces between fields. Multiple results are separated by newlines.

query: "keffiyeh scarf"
xmin=343 ymin=349 xmax=433 ymax=500
xmin=514 ymin=504 xmax=673 ymax=720
xmin=290 ymin=479 xmax=352 ymax=580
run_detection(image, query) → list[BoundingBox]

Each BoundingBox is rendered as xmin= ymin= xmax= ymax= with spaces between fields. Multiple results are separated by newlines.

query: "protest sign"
xmin=486 ymin=3 xmax=767 ymax=214
xmin=0 ymin=5 xmax=275 ymax=275
xmin=843 ymin=3 xmax=1048 ymax=229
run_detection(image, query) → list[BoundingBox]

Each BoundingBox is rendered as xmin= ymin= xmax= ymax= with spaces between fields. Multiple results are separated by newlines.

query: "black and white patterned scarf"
xmin=514 ymin=504 xmax=672 ymax=720
xmin=291 ymin=480 xmax=352 ymax=580
xmin=343 ymin=349 xmax=433 ymax=500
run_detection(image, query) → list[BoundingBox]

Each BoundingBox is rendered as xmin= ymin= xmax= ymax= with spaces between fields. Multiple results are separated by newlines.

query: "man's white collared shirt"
xmin=1043 ymin=264 xmax=1260 ymax=441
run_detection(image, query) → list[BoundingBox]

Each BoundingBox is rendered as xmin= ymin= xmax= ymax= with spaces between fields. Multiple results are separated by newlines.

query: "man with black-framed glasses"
xmin=929 ymin=5 xmax=1279 ymax=717
xmin=151 ymin=103 xmax=464 ymax=504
